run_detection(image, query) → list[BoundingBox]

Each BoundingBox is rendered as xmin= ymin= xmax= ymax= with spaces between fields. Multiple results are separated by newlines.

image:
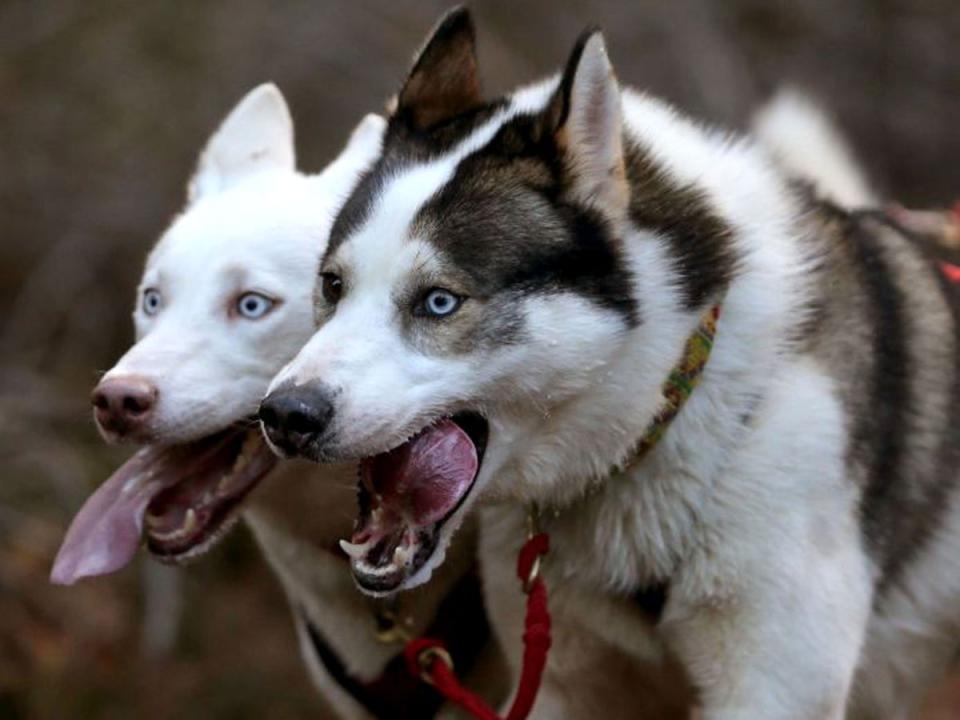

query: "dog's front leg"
xmin=659 ymin=522 xmax=872 ymax=720
xmin=650 ymin=360 xmax=877 ymax=719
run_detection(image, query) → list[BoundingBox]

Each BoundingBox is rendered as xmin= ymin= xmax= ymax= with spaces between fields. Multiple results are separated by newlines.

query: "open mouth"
xmin=51 ymin=426 xmax=277 ymax=585
xmin=340 ymin=411 xmax=488 ymax=595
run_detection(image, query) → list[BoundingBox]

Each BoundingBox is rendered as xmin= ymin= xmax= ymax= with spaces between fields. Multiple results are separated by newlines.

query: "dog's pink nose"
xmin=91 ymin=376 xmax=157 ymax=440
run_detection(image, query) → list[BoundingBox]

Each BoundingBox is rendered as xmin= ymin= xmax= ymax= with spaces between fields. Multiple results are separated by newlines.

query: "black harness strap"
xmin=302 ymin=568 xmax=490 ymax=719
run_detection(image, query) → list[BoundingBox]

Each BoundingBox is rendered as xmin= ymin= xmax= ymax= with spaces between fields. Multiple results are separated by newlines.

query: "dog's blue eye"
xmin=142 ymin=288 xmax=162 ymax=316
xmin=421 ymin=288 xmax=462 ymax=318
xmin=236 ymin=292 xmax=275 ymax=319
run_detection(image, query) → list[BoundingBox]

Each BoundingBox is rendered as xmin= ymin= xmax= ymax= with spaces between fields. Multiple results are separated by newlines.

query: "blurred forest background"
xmin=2 ymin=1 xmax=959 ymax=718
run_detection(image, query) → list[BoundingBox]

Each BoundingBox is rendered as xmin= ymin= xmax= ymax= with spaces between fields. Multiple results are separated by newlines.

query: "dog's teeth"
xmin=393 ymin=543 xmax=414 ymax=567
xmin=147 ymin=508 xmax=200 ymax=542
xmin=122 ymin=468 xmax=153 ymax=494
xmin=232 ymin=448 xmax=250 ymax=475
xmin=217 ymin=474 xmax=232 ymax=495
xmin=148 ymin=508 xmax=199 ymax=542
xmin=339 ymin=538 xmax=374 ymax=559
xmin=182 ymin=508 xmax=198 ymax=534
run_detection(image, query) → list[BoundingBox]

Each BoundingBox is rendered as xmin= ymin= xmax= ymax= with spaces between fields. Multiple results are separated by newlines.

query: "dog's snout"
xmin=259 ymin=384 xmax=334 ymax=457
xmin=91 ymin=375 xmax=158 ymax=441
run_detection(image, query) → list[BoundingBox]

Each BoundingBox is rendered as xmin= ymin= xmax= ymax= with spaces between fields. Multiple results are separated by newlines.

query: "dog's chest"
xmin=548 ymin=470 xmax=705 ymax=590
xmin=477 ymin=466 xmax=703 ymax=613
xmin=478 ymin=505 xmax=693 ymax=718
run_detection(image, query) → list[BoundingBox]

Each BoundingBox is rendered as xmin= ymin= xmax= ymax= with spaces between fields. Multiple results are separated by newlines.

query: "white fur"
xmin=188 ymin=83 xmax=296 ymax=202
xmin=273 ymin=41 xmax=898 ymax=716
xmin=751 ymin=88 xmax=877 ymax=209
xmin=105 ymin=89 xmax=384 ymax=443
xmin=100 ymin=85 xmax=445 ymax=718
xmin=117 ymin=90 xmax=502 ymax=716
xmin=565 ymin=34 xmax=628 ymax=212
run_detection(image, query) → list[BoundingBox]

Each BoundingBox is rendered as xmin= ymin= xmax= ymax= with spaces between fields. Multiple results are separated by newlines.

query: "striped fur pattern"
xmin=268 ymin=10 xmax=960 ymax=719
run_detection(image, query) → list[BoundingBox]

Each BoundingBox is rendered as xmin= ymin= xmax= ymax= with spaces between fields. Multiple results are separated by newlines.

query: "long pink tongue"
xmin=51 ymin=447 xmax=168 ymax=585
xmin=360 ymin=418 xmax=478 ymax=526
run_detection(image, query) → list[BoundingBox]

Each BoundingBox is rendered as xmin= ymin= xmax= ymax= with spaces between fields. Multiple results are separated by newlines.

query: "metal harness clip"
xmin=417 ymin=646 xmax=455 ymax=686
xmin=375 ymin=607 xmax=413 ymax=645
xmin=523 ymin=504 xmax=542 ymax=594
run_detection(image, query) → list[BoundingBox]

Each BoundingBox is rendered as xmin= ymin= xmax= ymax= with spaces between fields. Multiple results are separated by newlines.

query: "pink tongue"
xmin=51 ymin=446 xmax=172 ymax=586
xmin=360 ymin=418 xmax=478 ymax=527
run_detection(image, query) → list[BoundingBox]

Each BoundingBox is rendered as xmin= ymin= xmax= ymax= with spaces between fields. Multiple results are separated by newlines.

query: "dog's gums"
xmin=344 ymin=412 xmax=488 ymax=594
xmin=51 ymin=428 xmax=276 ymax=584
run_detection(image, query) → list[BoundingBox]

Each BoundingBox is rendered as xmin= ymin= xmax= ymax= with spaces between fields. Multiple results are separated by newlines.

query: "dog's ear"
xmin=344 ymin=113 xmax=387 ymax=156
xmin=318 ymin=113 xmax=386 ymax=183
xmin=394 ymin=7 xmax=482 ymax=131
xmin=544 ymin=31 xmax=628 ymax=214
xmin=188 ymin=83 xmax=295 ymax=203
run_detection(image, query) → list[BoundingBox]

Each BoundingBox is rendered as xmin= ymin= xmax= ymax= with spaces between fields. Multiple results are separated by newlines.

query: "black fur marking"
xmin=299 ymin=568 xmax=490 ymax=719
xmin=624 ymin=139 xmax=736 ymax=310
xmin=548 ymin=27 xmax=603 ymax=132
xmin=325 ymin=158 xmax=389 ymax=260
xmin=853 ymin=212 xmax=960 ymax=591
xmin=395 ymin=7 xmax=482 ymax=132
xmin=325 ymin=100 xmax=509 ymax=263
xmin=845 ymin=215 xmax=913 ymax=582
xmin=412 ymin=139 xmax=639 ymax=327
xmin=501 ymin=206 xmax=639 ymax=324
xmin=387 ymin=98 xmax=510 ymax=162
xmin=330 ymin=54 xmax=731 ymax=331
xmin=848 ymin=215 xmax=919 ymax=593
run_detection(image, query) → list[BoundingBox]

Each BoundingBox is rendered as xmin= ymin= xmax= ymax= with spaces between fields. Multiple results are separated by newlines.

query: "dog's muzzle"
xmin=258 ymin=382 xmax=335 ymax=457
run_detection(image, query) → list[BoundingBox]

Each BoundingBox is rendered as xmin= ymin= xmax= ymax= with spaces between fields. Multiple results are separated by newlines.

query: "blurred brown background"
xmin=1 ymin=1 xmax=958 ymax=717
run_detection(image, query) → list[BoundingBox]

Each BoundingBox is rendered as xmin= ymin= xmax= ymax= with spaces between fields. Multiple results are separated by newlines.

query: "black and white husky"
xmin=261 ymin=9 xmax=960 ymax=719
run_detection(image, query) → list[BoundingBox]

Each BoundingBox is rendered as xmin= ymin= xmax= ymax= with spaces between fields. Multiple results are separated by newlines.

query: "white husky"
xmin=263 ymin=9 xmax=960 ymax=720
xmin=51 ymin=84 xmax=495 ymax=719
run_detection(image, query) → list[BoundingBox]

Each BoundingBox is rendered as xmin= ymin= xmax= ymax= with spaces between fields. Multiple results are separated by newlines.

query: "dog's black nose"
xmin=259 ymin=384 xmax=334 ymax=457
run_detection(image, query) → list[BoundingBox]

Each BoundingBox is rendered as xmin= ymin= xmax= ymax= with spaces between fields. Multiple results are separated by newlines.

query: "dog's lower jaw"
xmin=148 ymin=509 xmax=244 ymax=566
xmin=353 ymin=459 xmax=490 ymax=598
xmin=351 ymin=518 xmax=455 ymax=597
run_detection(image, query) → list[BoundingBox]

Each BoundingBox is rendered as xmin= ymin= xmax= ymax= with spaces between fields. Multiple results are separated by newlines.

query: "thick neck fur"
xmin=486 ymin=87 xmax=814 ymax=590
xmin=494 ymin=87 xmax=808 ymax=490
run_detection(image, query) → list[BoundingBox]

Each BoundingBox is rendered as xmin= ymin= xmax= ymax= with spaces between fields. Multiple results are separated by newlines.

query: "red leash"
xmin=942 ymin=262 xmax=960 ymax=284
xmin=404 ymin=521 xmax=551 ymax=720
xmin=400 ymin=200 xmax=960 ymax=719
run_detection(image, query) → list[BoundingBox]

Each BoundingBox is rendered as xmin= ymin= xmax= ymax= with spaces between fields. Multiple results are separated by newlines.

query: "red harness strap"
xmin=399 ymin=202 xmax=960 ymax=719
xmin=404 ymin=532 xmax=552 ymax=720
xmin=940 ymin=202 xmax=960 ymax=282
xmin=942 ymin=262 xmax=960 ymax=284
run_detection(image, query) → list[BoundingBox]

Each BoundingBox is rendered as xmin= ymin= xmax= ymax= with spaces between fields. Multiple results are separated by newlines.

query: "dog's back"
xmin=754 ymin=90 xmax=960 ymax=604
xmin=795 ymin=200 xmax=960 ymax=715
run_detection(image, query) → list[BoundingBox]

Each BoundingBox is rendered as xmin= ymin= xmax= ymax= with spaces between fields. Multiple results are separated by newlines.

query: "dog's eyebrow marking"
xmin=339 ymin=107 xmax=517 ymax=263
xmin=410 ymin=242 xmax=445 ymax=278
